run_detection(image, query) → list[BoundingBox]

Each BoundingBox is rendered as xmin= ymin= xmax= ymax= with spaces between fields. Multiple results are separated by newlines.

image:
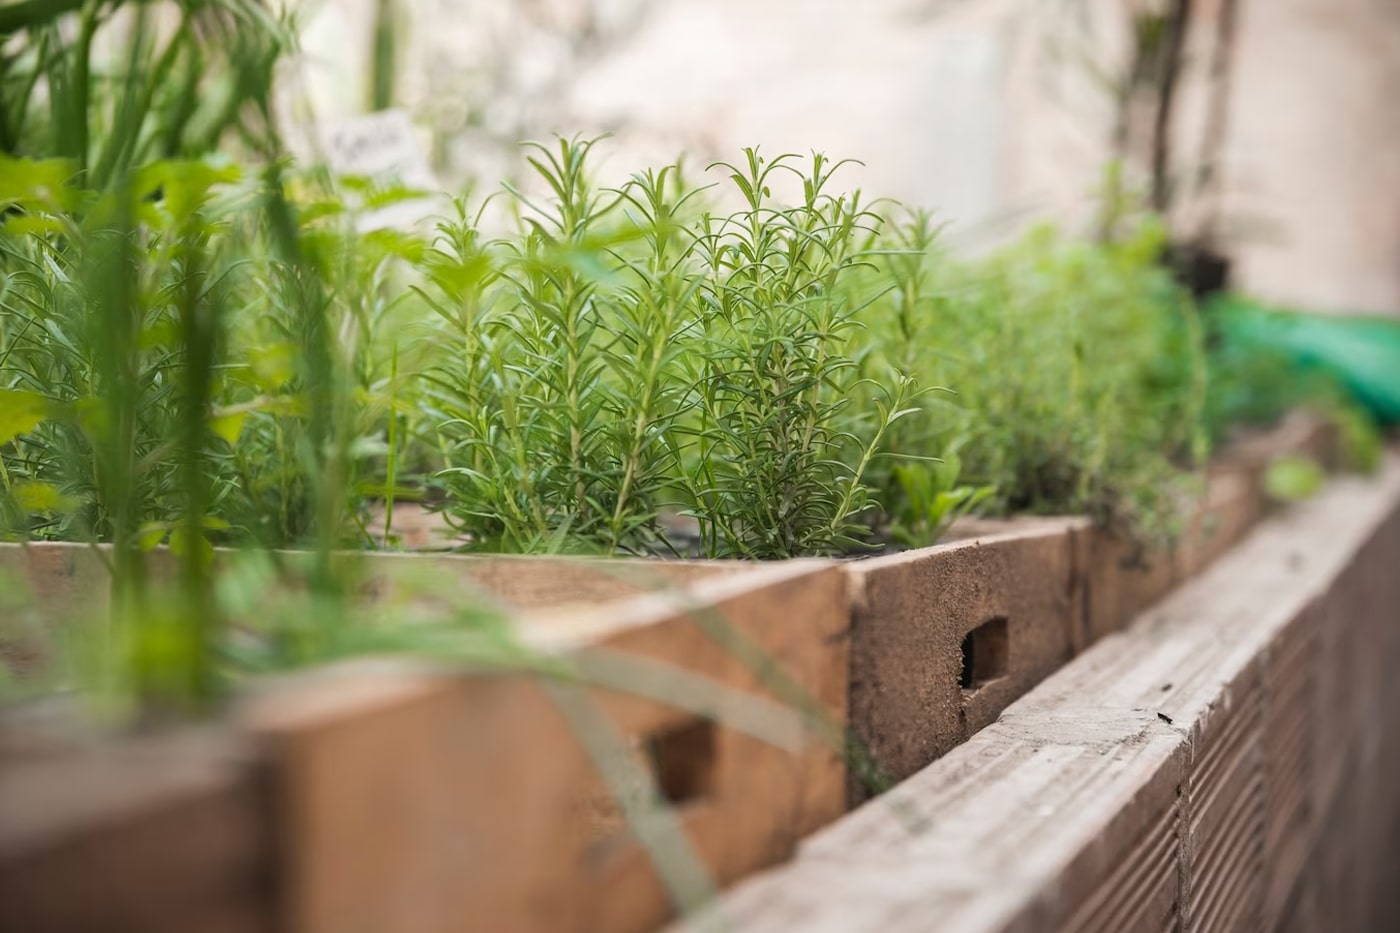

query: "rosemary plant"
xmin=428 ymin=140 xmax=918 ymax=558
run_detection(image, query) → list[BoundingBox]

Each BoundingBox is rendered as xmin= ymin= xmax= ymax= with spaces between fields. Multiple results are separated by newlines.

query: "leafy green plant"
xmin=1328 ymin=400 xmax=1383 ymax=474
xmin=0 ymin=157 xmax=247 ymax=710
xmin=862 ymin=208 xmax=1206 ymax=539
xmin=0 ymin=22 xmax=913 ymax=903
xmin=426 ymin=137 xmax=674 ymax=553
xmin=426 ymin=140 xmax=919 ymax=558
xmin=680 ymin=150 xmax=919 ymax=557
xmin=887 ymin=449 xmax=995 ymax=549
xmin=1201 ymin=306 xmax=1385 ymax=476
xmin=0 ymin=0 xmax=291 ymax=187
xmin=0 ymin=0 xmax=299 ymax=713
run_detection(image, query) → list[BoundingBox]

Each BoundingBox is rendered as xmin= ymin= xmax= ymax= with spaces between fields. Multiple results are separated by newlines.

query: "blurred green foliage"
xmin=858 ymin=210 xmax=1206 ymax=542
xmin=0 ymin=5 xmax=1387 ymax=721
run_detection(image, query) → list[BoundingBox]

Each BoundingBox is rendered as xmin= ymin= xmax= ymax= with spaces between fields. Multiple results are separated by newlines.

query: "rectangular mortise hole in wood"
xmin=960 ymin=616 xmax=1009 ymax=692
xmin=645 ymin=719 xmax=717 ymax=806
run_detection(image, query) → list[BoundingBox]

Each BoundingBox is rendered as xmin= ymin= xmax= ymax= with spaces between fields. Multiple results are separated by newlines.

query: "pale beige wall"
xmin=287 ymin=0 xmax=1400 ymax=314
xmin=1221 ymin=0 xmax=1400 ymax=315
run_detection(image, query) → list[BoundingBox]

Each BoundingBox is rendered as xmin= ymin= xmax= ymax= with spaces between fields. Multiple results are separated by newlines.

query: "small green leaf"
xmin=1264 ymin=455 xmax=1325 ymax=503
xmin=11 ymin=481 xmax=77 ymax=513
xmin=0 ymin=389 xmax=50 ymax=445
xmin=139 ymin=318 xmax=180 ymax=351
xmin=250 ymin=344 xmax=296 ymax=391
xmin=211 ymin=411 xmax=247 ymax=446
xmin=137 ymin=523 xmax=169 ymax=551
xmin=134 ymin=160 xmax=241 ymax=225
xmin=0 ymin=156 xmax=77 ymax=210
xmin=3 ymin=213 xmax=65 ymax=237
xmin=168 ymin=527 xmax=215 ymax=567
xmin=74 ymin=397 xmax=109 ymax=439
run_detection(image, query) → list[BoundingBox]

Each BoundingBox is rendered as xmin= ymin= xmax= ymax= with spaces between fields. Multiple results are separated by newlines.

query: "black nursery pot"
xmin=1164 ymin=241 xmax=1233 ymax=300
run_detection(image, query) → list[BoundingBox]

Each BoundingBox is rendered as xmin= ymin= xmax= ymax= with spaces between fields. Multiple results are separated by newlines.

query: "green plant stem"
xmin=69 ymin=1 xmax=100 ymax=175
xmin=174 ymin=217 xmax=218 ymax=708
xmin=91 ymin=9 xmax=190 ymax=190
xmin=384 ymin=341 xmax=399 ymax=544
xmin=0 ymin=0 xmax=87 ymax=35
xmin=368 ymin=0 xmax=398 ymax=111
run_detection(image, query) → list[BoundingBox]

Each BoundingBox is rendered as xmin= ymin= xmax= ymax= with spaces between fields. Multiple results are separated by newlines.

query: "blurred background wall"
xmin=285 ymin=0 xmax=1400 ymax=316
xmin=1220 ymin=0 xmax=1400 ymax=315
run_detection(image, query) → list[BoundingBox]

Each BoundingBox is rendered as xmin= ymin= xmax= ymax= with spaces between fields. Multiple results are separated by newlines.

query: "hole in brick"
xmin=960 ymin=616 xmax=1009 ymax=692
xmin=645 ymin=719 xmax=717 ymax=805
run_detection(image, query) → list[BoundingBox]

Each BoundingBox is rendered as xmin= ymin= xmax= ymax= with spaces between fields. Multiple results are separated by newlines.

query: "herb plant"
xmin=862 ymin=210 xmax=1207 ymax=539
xmin=427 ymin=140 xmax=918 ymax=558
xmin=0 ymin=0 xmax=291 ymax=189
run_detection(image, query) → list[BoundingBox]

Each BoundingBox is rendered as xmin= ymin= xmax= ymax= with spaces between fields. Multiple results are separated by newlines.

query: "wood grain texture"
xmin=239 ymin=561 xmax=850 ymax=933
xmin=673 ymin=455 xmax=1400 ymax=933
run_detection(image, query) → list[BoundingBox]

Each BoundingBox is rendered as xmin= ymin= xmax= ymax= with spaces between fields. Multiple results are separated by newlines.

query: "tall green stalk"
xmin=368 ymin=0 xmax=398 ymax=112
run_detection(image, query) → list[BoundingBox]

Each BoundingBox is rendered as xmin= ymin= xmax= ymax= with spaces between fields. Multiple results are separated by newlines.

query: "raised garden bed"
xmin=849 ymin=410 xmax=1334 ymax=799
xmin=672 ymin=451 xmax=1400 ymax=932
xmin=0 ymin=413 xmax=1345 ymax=932
xmin=2 ymin=10 xmax=1389 ymax=932
xmin=2 ymin=559 xmax=847 ymax=933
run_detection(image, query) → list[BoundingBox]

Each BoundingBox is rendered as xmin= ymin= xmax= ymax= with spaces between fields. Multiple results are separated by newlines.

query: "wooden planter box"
xmin=2 ymin=558 xmax=848 ymax=933
xmin=0 ymin=412 xmax=1342 ymax=932
xmin=667 ymin=451 xmax=1400 ymax=933
xmin=1079 ymin=409 xmax=1339 ymax=650
xmin=0 ymin=723 xmax=269 ymax=933
xmin=844 ymin=412 xmax=1335 ymax=798
xmin=847 ymin=517 xmax=1085 ymax=799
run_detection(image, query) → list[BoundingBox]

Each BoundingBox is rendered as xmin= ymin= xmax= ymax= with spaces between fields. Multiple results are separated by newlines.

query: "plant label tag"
xmin=321 ymin=109 xmax=443 ymax=231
